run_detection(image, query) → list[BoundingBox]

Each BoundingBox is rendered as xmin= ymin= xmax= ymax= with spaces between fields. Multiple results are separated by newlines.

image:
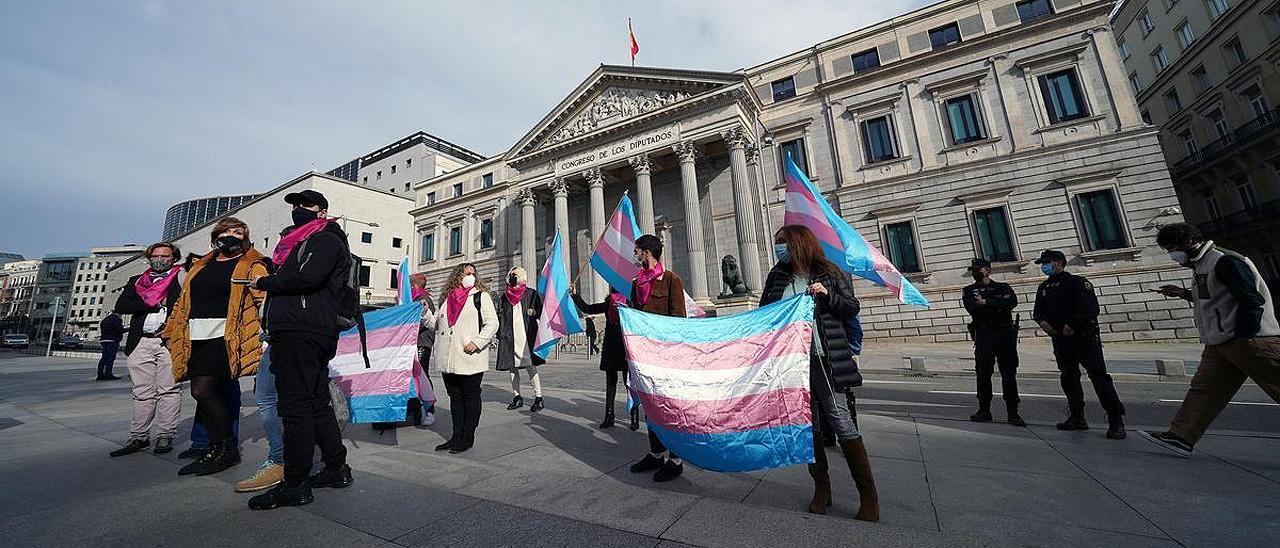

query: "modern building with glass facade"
xmin=163 ymin=194 xmax=258 ymax=241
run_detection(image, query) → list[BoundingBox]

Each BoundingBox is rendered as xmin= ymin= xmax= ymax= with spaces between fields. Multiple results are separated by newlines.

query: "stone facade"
xmin=411 ymin=0 xmax=1195 ymax=342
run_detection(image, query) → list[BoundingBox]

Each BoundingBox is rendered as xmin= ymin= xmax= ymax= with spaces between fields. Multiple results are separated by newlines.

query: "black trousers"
xmin=604 ymin=370 xmax=629 ymax=412
xmin=1051 ymin=335 xmax=1125 ymax=417
xmin=442 ymin=372 xmax=483 ymax=442
xmin=271 ymin=332 xmax=347 ymax=485
xmin=974 ymin=328 xmax=1020 ymax=408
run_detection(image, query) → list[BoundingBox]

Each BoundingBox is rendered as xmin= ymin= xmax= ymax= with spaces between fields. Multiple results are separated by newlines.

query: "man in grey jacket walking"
xmin=1140 ymin=223 xmax=1280 ymax=457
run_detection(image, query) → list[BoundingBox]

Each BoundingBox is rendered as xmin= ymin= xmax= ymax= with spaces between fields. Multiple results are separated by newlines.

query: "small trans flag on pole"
xmin=396 ymin=256 xmax=412 ymax=305
xmin=782 ymin=153 xmax=929 ymax=307
xmin=534 ymin=228 xmax=584 ymax=359
xmin=589 ymin=194 xmax=707 ymax=317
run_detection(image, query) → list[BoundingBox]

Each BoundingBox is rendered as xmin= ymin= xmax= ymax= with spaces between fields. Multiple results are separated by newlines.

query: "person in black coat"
xmin=495 ymin=266 xmax=546 ymax=412
xmin=961 ymin=258 xmax=1024 ymax=426
xmin=759 ymin=225 xmax=878 ymax=522
xmin=97 ymin=312 xmax=125 ymax=380
xmin=572 ymin=285 xmax=640 ymax=430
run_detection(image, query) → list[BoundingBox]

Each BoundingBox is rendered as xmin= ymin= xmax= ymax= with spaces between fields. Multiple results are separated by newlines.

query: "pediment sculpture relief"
xmin=545 ymin=87 xmax=690 ymax=146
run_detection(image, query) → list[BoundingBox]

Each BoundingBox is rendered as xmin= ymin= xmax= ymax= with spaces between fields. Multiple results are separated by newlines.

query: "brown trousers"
xmin=1170 ymin=336 xmax=1280 ymax=445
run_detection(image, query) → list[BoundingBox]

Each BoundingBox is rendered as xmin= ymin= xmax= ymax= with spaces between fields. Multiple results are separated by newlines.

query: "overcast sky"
xmin=0 ymin=0 xmax=928 ymax=259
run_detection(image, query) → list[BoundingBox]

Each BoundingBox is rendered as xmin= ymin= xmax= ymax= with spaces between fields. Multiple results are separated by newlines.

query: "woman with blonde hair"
xmin=495 ymin=266 xmax=545 ymax=412
xmin=163 ymin=217 xmax=270 ymax=476
xmin=427 ymin=263 xmax=498 ymax=454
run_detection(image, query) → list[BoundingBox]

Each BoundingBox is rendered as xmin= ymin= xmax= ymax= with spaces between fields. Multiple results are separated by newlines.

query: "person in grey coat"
xmin=495 ymin=266 xmax=546 ymax=412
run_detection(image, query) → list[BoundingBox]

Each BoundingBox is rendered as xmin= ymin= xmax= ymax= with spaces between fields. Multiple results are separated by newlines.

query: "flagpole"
xmin=571 ymin=191 xmax=632 ymax=287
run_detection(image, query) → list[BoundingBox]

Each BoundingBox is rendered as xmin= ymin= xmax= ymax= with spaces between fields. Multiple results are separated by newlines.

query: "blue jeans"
xmin=97 ymin=341 xmax=119 ymax=377
xmin=190 ymin=378 xmax=241 ymax=448
xmin=255 ymin=351 xmax=285 ymax=465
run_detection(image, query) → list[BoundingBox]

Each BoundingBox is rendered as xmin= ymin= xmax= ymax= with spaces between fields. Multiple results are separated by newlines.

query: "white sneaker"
xmin=422 ymin=410 xmax=436 ymax=426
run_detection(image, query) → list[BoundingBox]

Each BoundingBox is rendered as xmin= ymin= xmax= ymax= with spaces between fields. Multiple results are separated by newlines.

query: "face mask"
xmin=508 ymin=274 xmax=519 ymax=286
xmin=292 ymin=208 xmax=318 ymax=227
xmin=461 ymin=274 xmax=476 ymax=288
xmin=971 ymin=272 xmax=985 ymax=282
xmin=149 ymin=258 xmax=173 ymax=272
xmin=216 ymin=235 xmax=244 ymax=256
xmin=634 ymin=253 xmax=646 ymax=268
xmin=1040 ymin=263 xmax=1056 ymax=276
xmin=1168 ymin=251 xmax=1190 ymax=266
xmin=774 ymin=243 xmax=791 ymax=264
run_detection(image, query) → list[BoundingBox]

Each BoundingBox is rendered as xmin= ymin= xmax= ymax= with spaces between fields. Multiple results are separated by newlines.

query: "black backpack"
xmin=297 ymin=236 xmax=371 ymax=369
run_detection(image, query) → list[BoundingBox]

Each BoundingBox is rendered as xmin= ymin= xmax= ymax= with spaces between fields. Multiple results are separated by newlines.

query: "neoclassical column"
xmin=1086 ymin=27 xmax=1144 ymax=130
xmin=900 ymin=79 xmax=938 ymax=169
xmin=434 ymin=217 xmax=445 ymax=264
xmin=463 ymin=207 xmax=476 ymax=261
xmin=549 ymin=178 xmax=571 ymax=270
xmin=517 ymin=188 xmax=538 ymax=277
xmin=628 ymin=153 xmax=656 ymax=235
xmin=986 ymin=54 xmax=1032 ymax=152
xmin=584 ymin=167 xmax=608 ymax=301
xmin=721 ymin=126 xmax=764 ymax=293
xmin=673 ymin=140 xmax=709 ymax=300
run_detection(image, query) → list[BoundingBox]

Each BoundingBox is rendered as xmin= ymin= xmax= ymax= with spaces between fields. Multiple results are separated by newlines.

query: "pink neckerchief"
xmin=446 ymin=286 xmax=472 ymax=327
xmin=135 ymin=266 xmax=182 ymax=307
xmin=633 ymin=262 xmax=665 ymax=306
xmin=272 ymin=218 xmax=330 ymax=266
xmin=605 ymin=290 xmax=627 ymax=324
xmin=505 ymin=284 xmax=527 ymax=307
xmin=411 ymin=287 xmax=427 ymax=302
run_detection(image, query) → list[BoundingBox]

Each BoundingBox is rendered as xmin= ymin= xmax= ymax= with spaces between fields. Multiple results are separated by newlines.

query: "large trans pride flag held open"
xmin=619 ymin=294 xmax=816 ymax=472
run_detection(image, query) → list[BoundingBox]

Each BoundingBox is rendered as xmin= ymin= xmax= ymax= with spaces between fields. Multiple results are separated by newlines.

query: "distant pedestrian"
xmin=761 ymin=225 xmax=878 ymax=521
xmin=962 ymin=258 xmax=1025 ymax=426
xmin=572 ymin=286 xmax=639 ymax=430
xmin=496 ymin=266 xmax=545 ymax=412
xmin=428 ymin=263 xmax=498 ymax=454
xmin=96 ymin=312 xmax=124 ymax=380
xmin=109 ymin=242 xmax=184 ymax=457
xmin=1032 ymin=250 xmax=1126 ymax=439
xmin=1140 ymin=224 xmax=1280 ymax=457
xmin=411 ymin=273 xmax=438 ymax=426
xmin=586 ymin=316 xmax=599 ymax=355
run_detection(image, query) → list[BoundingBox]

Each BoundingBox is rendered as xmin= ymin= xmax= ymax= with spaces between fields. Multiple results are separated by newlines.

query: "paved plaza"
xmin=1 ymin=349 xmax=1277 ymax=547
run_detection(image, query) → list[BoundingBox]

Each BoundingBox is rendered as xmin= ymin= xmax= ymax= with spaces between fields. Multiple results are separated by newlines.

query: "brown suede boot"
xmin=807 ymin=432 xmax=832 ymax=514
xmin=838 ymin=438 xmax=880 ymax=522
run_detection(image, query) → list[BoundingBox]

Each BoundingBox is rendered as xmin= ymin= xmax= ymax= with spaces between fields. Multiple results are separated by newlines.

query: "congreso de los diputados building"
xmin=410 ymin=0 xmax=1196 ymax=343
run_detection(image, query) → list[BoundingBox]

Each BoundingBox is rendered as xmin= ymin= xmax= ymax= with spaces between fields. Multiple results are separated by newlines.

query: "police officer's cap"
xmin=1033 ymin=249 xmax=1066 ymax=264
xmin=966 ymin=258 xmax=992 ymax=272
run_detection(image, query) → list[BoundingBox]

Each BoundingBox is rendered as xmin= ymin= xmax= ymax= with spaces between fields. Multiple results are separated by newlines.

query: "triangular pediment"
xmin=507 ymin=65 xmax=744 ymax=160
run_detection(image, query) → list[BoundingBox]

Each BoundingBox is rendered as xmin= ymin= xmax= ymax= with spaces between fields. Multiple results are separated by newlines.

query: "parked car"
xmin=54 ymin=334 xmax=83 ymax=350
xmin=2 ymin=334 xmax=30 ymax=349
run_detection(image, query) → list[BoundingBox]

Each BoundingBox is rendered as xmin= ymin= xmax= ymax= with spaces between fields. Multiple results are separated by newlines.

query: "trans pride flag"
xmin=534 ymin=229 xmax=584 ymax=359
xmin=328 ymin=302 xmax=427 ymax=423
xmin=588 ymin=194 xmax=707 ymax=317
xmin=394 ymin=255 xmax=435 ymax=407
xmin=783 ymin=154 xmax=929 ymax=307
xmin=620 ymin=294 xmax=816 ymax=472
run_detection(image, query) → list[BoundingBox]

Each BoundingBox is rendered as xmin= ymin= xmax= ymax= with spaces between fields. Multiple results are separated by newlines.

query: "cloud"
xmin=0 ymin=0 xmax=928 ymax=258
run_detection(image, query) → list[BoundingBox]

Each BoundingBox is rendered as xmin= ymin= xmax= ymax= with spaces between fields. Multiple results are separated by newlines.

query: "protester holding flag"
xmin=572 ymin=286 xmax=639 ymax=430
xmin=495 ymin=266 xmax=546 ymax=412
xmin=428 ymin=263 xmax=498 ymax=454
xmin=760 ymin=225 xmax=879 ymax=522
xmin=626 ymin=234 xmax=689 ymax=482
xmin=410 ymin=273 xmax=438 ymax=425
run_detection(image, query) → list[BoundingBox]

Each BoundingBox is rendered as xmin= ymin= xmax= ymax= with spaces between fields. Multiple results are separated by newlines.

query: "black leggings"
xmin=604 ymin=370 xmax=629 ymax=411
xmin=191 ymin=376 xmax=232 ymax=442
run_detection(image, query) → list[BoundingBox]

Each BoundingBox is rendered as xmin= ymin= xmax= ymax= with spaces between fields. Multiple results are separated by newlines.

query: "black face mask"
xmin=216 ymin=236 xmax=244 ymax=256
xmin=971 ymin=272 xmax=985 ymax=282
xmin=508 ymin=275 xmax=519 ymax=286
xmin=292 ymin=208 xmax=318 ymax=227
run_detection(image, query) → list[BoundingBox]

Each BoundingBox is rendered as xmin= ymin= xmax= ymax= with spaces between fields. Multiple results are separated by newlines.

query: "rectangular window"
xmin=1139 ymin=10 xmax=1155 ymax=34
xmin=883 ymin=221 xmax=922 ymax=273
xmin=390 ymin=269 xmax=399 ymax=290
xmin=449 ymin=226 xmax=462 ymax=256
xmin=1176 ymin=22 xmax=1196 ymax=50
xmin=1206 ymin=108 xmax=1229 ymax=138
xmin=452 ymin=183 xmax=463 ymax=198
xmin=404 ymin=183 xmax=410 ymax=192
xmin=771 ymin=77 xmax=796 ymax=101
xmin=1204 ymin=194 xmax=1221 ymax=219
xmin=358 ymin=265 xmax=371 ymax=287
xmin=362 ymin=176 xmax=368 ymax=183
xmin=1164 ymin=0 xmax=1180 ymax=9
xmin=1141 ymin=110 xmax=1153 ymax=124
xmin=1242 ymin=84 xmax=1268 ymax=117
xmin=1236 ymin=180 xmax=1258 ymax=209
xmin=973 ymin=207 xmax=1018 ymax=262
xmin=1075 ymin=190 xmax=1128 ymax=250
xmin=376 ymin=170 xmax=382 ymax=180
xmin=1016 ymin=0 xmax=1054 ymax=23
xmin=1118 ymin=39 xmax=1132 ymax=59
xmin=406 ymin=158 xmax=412 ymax=167
xmin=929 ymin=23 xmax=962 ymax=50
xmin=851 ymin=48 xmax=880 ymax=73
xmin=1190 ymin=65 xmax=1210 ymax=93
xmin=1128 ymin=72 xmax=1142 ymax=94
xmin=778 ymin=138 xmax=808 ymax=176
xmin=1164 ymin=89 xmax=1182 ymax=112
xmin=421 ymin=234 xmax=435 ymax=262
xmin=1151 ymin=47 xmax=1169 ymax=71
xmin=861 ymin=116 xmax=898 ymax=163
xmin=945 ymin=95 xmax=986 ymax=144
xmin=1205 ymin=0 xmax=1228 ymax=19
xmin=392 ymin=237 xmax=403 ymax=249
xmin=482 ymin=173 xmax=494 ymax=188
xmin=427 ymin=192 xmax=436 ymax=205
xmin=391 ymin=165 xmax=397 ymax=174
xmin=480 ymin=219 xmax=494 ymax=249
xmin=1038 ymin=69 xmax=1089 ymax=124
xmin=361 ymin=232 xmax=373 ymax=244
xmin=1180 ymin=129 xmax=1198 ymax=155
xmin=1222 ymin=37 xmax=1246 ymax=66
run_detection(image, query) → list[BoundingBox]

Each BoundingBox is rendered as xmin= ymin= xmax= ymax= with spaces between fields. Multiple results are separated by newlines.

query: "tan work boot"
xmin=234 ymin=462 xmax=284 ymax=493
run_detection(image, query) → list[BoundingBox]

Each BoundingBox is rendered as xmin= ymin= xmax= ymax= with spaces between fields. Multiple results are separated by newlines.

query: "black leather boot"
xmin=193 ymin=439 xmax=240 ymax=476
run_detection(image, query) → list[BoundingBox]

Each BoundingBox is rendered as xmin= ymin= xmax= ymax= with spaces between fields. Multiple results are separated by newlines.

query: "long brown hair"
xmin=440 ymin=262 xmax=489 ymax=295
xmin=210 ymin=217 xmax=251 ymax=247
xmin=775 ymin=225 xmax=838 ymax=276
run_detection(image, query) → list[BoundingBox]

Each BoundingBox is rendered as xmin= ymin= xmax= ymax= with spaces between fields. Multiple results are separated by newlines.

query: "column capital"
xmin=745 ymin=143 xmax=761 ymax=165
xmin=583 ymin=167 xmax=605 ymax=188
xmin=628 ymin=153 xmax=651 ymax=175
xmin=464 ymin=206 xmax=475 ymax=218
xmin=673 ymin=140 xmax=699 ymax=163
xmin=549 ymin=178 xmax=570 ymax=197
xmin=720 ymin=125 xmax=751 ymax=150
xmin=516 ymin=188 xmax=538 ymax=206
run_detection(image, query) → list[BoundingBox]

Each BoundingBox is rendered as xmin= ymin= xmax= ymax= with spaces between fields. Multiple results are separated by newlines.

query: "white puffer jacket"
xmin=429 ymin=288 xmax=499 ymax=375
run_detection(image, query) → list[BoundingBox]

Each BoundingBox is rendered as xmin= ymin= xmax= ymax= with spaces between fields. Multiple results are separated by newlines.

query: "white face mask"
xmin=1168 ymin=251 xmax=1190 ymax=266
xmin=461 ymin=274 xmax=476 ymax=288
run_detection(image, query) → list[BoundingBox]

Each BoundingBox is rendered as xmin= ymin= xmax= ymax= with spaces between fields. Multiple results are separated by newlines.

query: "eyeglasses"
xmin=149 ymin=255 xmax=173 ymax=259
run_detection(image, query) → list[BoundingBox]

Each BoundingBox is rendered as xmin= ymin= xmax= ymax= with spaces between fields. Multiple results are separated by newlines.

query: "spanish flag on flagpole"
xmin=629 ymin=17 xmax=639 ymax=65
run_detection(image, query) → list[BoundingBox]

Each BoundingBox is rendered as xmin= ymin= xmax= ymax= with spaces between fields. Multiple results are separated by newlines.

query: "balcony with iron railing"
xmin=1172 ymin=107 xmax=1280 ymax=178
xmin=1196 ymin=197 xmax=1280 ymax=240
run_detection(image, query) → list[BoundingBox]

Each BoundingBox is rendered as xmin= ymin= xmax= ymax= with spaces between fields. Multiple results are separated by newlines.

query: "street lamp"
xmin=45 ymin=296 xmax=63 ymax=356
xmin=341 ymin=217 xmax=380 ymax=232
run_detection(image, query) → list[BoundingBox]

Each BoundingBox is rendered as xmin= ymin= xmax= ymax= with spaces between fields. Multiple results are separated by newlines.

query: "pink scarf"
xmin=606 ymin=290 xmax=627 ymax=324
xmin=272 ymin=218 xmax=330 ymax=266
xmin=446 ymin=287 xmax=472 ymax=327
xmin=633 ymin=262 xmax=665 ymax=306
xmin=505 ymin=284 xmax=527 ymax=307
xmin=411 ymin=287 xmax=427 ymax=302
xmin=135 ymin=266 xmax=182 ymax=307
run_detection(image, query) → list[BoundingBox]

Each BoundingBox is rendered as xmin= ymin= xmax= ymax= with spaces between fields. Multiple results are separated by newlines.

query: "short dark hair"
xmin=145 ymin=242 xmax=181 ymax=259
xmin=635 ymin=234 xmax=663 ymax=260
xmin=1156 ymin=223 xmax=1203 ymax=248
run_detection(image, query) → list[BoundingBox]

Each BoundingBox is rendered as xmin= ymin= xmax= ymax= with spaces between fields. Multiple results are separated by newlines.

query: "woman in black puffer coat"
xmin=759 ymin=225 xmax=879 ymax=522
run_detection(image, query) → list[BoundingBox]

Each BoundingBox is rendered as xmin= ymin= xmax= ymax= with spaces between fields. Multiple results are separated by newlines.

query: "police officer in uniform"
xmin=1031 ymin=250 xmax=1126 ymax=439
xmin=961 ymin=258 xmax=1025 ymax=426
